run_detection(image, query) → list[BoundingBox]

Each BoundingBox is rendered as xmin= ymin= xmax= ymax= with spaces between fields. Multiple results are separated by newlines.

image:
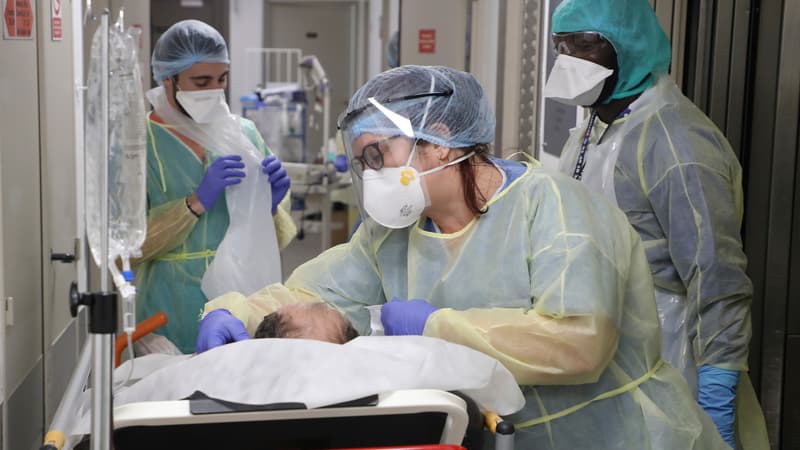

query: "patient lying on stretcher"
xmin=137 ymin=285 xmax=358 ymax=355
xmin=192 ymin=282 xmax=363 ymax=352
xmin=254 ymin=302 xmax=359 ymax=344
xmin=67 ymin=284 xmax=526 ymax=441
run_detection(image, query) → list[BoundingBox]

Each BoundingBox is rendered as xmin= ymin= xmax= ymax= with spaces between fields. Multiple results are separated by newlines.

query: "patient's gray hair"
xmin=254 ymin=303 xmax=358 ymax=344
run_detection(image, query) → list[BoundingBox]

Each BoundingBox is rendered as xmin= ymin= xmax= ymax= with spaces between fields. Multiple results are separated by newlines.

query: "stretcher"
xmin=71 ymin=389 xmax=496 ymax=449
xmin=58 ymin=335 xmax=522 ymax=450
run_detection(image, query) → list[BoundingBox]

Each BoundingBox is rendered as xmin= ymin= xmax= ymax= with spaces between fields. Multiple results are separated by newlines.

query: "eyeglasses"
xmin=552 ymin=31 xmax=611 ymax=55
xmin=350 ymin=135 xmax=407 ymax=177
xmin=337 ymin=90 xmax=454 ymax=130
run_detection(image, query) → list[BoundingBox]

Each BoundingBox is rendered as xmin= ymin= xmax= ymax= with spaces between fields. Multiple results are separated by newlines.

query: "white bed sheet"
xmin=71 ymin=336 xmax=525 ymax=435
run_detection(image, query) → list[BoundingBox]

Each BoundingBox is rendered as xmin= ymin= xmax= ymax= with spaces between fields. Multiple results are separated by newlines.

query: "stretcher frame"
xmin=78 ymin=390 xmax=473 ymax=449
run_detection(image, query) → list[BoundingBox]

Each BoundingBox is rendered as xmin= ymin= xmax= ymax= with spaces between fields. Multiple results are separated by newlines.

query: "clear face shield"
xmin=337 ymin=90 xmax=457 ymax=230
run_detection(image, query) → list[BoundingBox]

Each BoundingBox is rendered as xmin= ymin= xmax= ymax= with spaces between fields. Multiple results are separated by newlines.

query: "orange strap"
xmin=115 ymin=312 xmax=169 ymax=367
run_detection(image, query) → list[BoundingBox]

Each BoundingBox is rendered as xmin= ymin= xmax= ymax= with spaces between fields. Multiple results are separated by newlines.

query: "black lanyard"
xmin=571 ymin=111 xmax=599 ymax=181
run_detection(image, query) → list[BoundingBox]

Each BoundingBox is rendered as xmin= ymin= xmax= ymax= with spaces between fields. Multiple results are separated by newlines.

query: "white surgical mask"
xmin=543 ymin=54 xmax=614 ymax=106
xmin=176 ymin=88 xmax=231 ymax=123
xmin=362 ymin=144 xmax=475 ymax=229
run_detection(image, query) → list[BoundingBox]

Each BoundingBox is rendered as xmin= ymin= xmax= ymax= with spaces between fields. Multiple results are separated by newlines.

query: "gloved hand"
xmin=261 ymin=155 xmax=291 ymax=214
xmin=698 ymin=365 xmax=739 ymax=448
xmin=381 ymin=297 xmax=437 ymax=336
xmin=333 ymin=154 xmax=349 ymax=173
xmin=195 ymin=309 xmax=250 ymax=353
xmin=196 ymin=155 xmax=246 ymax=211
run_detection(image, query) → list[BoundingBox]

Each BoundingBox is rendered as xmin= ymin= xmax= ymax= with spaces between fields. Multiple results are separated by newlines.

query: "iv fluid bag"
xmin=85 ymin=25 xmax=147 ymax=267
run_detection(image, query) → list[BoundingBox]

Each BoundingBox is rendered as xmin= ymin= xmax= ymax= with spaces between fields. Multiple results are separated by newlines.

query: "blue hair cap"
xmin=151 ymin=20 xmax=230 ymax=85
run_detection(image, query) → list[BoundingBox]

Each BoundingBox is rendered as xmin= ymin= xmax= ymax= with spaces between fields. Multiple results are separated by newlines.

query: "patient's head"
xmin=254 ymin=303 xmax=359 ymax=344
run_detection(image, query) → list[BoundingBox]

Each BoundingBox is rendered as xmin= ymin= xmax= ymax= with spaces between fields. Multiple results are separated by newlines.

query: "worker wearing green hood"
xmin=548 ymin=1 xmax=767 ymax=448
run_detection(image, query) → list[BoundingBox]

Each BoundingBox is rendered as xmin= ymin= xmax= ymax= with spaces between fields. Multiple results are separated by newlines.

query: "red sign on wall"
xmin=51 ymin=0 xmax=62 ymax=41
xmin=418 ymin=29 xmax=436 ymax=54
xmin=4 ymin=0 xmax=35 ymax=40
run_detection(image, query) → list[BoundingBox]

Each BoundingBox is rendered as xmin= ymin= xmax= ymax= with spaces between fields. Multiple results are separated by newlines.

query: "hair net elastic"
xmin=151 ymin=19 xmax=230 ymax=85
xmin=552 ymin=0 xmax=671 ymax=100
xmin=341 ymin=65 xmax=495 ymax=148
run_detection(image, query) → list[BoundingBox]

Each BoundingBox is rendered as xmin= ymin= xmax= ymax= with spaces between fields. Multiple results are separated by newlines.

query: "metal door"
xmin=0 ymin=1 xmax=85 ymax=447
xmin=0 ymin=0 xmax=44 ymax=447
xmin=679 ymin=0 xmax=800 ymax=447
xmin=37 ymin=0 xmax=83 ymax=431
xmin=750 ymin=1 xmax=800 ymax=446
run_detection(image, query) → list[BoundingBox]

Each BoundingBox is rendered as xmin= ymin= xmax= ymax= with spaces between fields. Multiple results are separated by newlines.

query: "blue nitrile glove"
xmin=196 ymin=155 xmax=246 ymax=211
xmin=261 ymin=155 xmax=291 ymax=214
xmin=698 ymin=365 xmax=739 ymax=448
xmin=381 ymin=297 xmax=437 ymax=336
xmin=333 ymin=154 xmax=348 ymax=173
xmin=195 ymin=309 xmax=250 ymax=353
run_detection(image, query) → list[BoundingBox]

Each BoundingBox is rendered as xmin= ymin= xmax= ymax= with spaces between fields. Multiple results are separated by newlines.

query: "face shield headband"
xmin=337 ymin=89 xmax=454 ymax=137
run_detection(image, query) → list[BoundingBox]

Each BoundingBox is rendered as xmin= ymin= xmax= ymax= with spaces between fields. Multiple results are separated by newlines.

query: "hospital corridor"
xmin=0 ymin=0 xmax=798 ymax=449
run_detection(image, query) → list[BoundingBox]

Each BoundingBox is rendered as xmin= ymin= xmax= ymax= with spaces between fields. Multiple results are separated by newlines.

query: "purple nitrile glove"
xmin=333 ymin=154 xmax=349 ymax=173
xmin=261 ymin=155 xmax=291 ymax=214
xmin=196 ymin=155 xmax=246 ymax=211
xmin=381 ymin=297 xmax=437 ymax=336
xmin=195 ymin=309 xmax=250 ymax=353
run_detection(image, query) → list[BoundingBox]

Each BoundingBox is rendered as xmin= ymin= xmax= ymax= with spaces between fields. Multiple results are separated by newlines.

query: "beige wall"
xmin=399 ymin=0 xmax=469 ymax=70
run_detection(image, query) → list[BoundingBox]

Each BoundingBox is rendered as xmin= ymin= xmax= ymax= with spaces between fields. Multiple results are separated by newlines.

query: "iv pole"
xmin=89 ymin=12 xmax=115 ymax=448
xmin=44 ymin=2 xmax=150 ymax=446
xmin=41 ymin=8 xmax=117 ymax=450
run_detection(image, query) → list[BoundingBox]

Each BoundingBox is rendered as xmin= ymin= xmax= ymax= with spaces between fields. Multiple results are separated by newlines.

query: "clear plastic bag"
xmin=85 ymin=24 xmax=147 ymax=268
xmin=201 ymin=140 xmax=282 ymax=299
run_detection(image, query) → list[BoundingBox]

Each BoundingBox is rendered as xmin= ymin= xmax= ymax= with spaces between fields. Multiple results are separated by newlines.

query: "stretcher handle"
xmin=39 ymin=431 xmax=65 ymax=450
xmin=484 ymin=410 xmax=515 ymax=450
xmin=115 ymin=311 xmax=168 ymax=367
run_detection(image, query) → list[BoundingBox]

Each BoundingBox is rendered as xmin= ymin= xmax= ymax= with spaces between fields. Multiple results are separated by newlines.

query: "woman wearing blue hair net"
xmin=546 ymin=0 xmax=767 ymax=448
xmin=196 ymin=65 xmax=727 ymax=449
xmin=133 ymin=20 xmax=296 ymax=353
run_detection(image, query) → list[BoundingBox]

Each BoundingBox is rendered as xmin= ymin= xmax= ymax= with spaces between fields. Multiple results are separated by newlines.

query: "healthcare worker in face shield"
xmin=545 ymin=0 xmax=767 ymax=448
xmin=197 ymin=65 xmax=728 ymax=449
xmin=134 ymin=20 xmax=296 ymax=353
